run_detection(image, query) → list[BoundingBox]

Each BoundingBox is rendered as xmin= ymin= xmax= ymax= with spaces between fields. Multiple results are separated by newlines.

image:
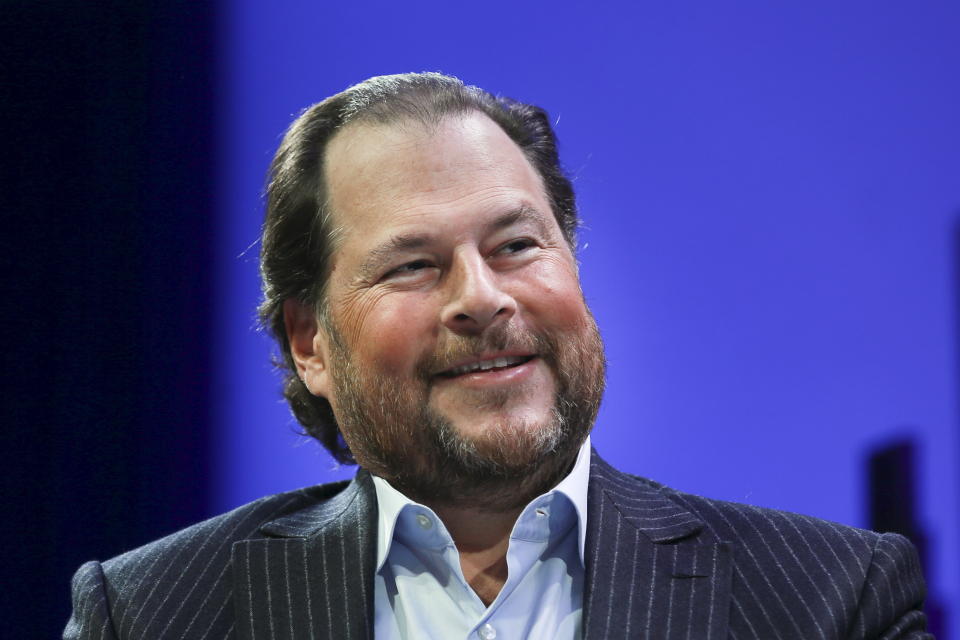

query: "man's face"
xmin=292 ymin=112 xmax=605 ymax=508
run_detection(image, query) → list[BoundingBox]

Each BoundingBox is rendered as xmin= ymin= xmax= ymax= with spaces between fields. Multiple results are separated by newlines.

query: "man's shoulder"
xmin=66 ymin=479 xmax=362 ymax=638
xmin=666 ymin=481 xmax=882 ymax=550
xmin=99 ymin=479 xmax=354 ymax=582
xmin=593 ymin=458 xmax=902 ymax=566
xmin=589 ymin=458 xmax=929 ymax=637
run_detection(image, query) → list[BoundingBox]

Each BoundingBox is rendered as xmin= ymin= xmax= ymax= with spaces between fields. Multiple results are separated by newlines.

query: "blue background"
xmin=3 ymin=1 xmax=956 ymax=636
xmin=216 ymin=2 xmax=959 ymax=631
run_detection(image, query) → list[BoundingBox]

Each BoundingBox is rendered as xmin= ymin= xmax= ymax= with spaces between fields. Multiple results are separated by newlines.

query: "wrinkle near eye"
xmin=332 ymin=287 xmax=390 ymax=344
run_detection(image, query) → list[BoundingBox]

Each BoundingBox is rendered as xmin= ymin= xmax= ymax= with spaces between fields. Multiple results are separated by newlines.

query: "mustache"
xmin=416 ymin=324 xmax=551 ymax=378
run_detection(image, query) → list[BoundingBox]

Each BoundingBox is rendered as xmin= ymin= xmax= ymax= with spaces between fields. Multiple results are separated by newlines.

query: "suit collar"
xmin=583 ymin=451 xmax=732 ymax=639
xmin=233 ymin=471 xmax=377 ymax=640
xmin=258 ymin=473 xmax=370 ymax=538
xmin=234 ymin=455 xmax=731 ymax=639
xmin=255 ymin=450 xmax=700 ymax=543
xmin=588 ymin=450 xmax=705 ymax=542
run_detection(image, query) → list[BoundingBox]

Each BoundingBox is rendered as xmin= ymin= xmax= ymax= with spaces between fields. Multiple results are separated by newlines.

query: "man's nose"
xmin=440 ymin=250 xmax=516 ymax=335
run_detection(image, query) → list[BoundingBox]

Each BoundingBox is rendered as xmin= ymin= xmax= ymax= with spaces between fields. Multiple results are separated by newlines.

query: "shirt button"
xmin=478 ymin=623 xmax=497 ymax=640
xmin=416 ymin=513 xmax=433 ymax=530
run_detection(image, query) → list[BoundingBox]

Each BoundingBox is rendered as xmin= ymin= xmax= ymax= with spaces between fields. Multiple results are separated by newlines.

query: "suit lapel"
xmin=584 ymin=453 xmax=732 ymax=640
xmin=228 ymin=453 xmax=732 ymax=639
xmin=233 ymin=472 xmax=378 ymax=640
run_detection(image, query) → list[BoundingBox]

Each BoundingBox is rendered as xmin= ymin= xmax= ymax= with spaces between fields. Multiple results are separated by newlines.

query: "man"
xmin=66 ymin=73 xmax=931 ymax=639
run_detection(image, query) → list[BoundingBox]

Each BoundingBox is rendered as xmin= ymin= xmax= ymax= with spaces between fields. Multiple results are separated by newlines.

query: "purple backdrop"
xmin=213 ymin=2 xmax=960 ymax=629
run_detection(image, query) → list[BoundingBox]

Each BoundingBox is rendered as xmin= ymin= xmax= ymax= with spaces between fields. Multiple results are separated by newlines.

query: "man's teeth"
xmin=447 ymin=356 xmax=528 ymax=376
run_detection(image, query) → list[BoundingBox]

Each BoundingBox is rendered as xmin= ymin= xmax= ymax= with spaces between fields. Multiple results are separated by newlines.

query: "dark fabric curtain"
xmin=1 ymin=2 xmax=214 ymax=635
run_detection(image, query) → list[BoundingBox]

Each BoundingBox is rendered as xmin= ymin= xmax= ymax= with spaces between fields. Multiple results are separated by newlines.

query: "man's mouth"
xmin=437 ymin=354 xmax=536 ymax=378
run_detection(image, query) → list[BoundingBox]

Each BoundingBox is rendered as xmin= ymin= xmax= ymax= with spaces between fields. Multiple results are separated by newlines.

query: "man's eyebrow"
xmin=356 ymin=205 xmax=552 ymax=279
xmin=488 ymin=205 xmax=552 ymax=237
xmin=357 ymin=233 xmax=432 ymax=280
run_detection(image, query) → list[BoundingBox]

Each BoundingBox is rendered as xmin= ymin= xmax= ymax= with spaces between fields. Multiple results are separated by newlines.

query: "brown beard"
xmin=324 ymin=314 xmax=606 ymax=512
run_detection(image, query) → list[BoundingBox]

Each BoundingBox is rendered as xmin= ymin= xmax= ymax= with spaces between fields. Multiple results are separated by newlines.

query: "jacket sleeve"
xmin=848 ymin=533 xmax=932 ymax=640
xmin=63 ymin=560 xmax=119 ymax=640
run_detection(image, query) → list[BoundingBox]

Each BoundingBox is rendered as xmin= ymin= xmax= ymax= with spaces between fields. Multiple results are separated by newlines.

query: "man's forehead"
xmin=324 ymin=112 xmax=512 ymax=183
xmin=324 ymin=117 xmax=424 ymax=174
xmin=322 ymin=112 xmax=551 ymax=238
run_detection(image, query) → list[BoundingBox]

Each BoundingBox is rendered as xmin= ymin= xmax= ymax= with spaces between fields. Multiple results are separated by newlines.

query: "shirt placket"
xmin=464 ymin=495 xmax=556 ymax=640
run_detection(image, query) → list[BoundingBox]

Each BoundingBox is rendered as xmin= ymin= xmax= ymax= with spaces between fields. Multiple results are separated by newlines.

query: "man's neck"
xmin=432 ymin=504 xmax=523 ymax=607
xmin=370 ymin=437 xmax=593 ymax=607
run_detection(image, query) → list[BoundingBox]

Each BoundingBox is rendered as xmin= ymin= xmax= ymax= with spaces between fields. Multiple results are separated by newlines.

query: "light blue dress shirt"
xmin=372 ymin=437 xmax=591 ymax=640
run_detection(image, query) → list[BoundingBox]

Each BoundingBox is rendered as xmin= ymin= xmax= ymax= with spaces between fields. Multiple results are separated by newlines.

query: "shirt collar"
xmin=372 ymin=435 xmax=592 ymax=571
xmin=551 ymin=434 xmax=591 ymax=565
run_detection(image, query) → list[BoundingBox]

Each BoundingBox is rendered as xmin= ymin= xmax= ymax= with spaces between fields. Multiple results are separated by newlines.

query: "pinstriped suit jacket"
xmin=65 ymin=451 xmax=931 ymax=639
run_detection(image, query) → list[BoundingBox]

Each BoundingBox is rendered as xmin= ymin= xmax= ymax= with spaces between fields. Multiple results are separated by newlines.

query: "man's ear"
xmin=283 ymin=299 xmax=332 ymax=400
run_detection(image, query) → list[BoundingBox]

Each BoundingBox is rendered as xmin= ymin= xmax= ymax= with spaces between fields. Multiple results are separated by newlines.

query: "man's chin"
xmin=440 ymin=435 xmax=558 ymax=478
xmin=376 ymin=408 xmax=587 ymax=512
xmin=436 ymin=410 xmax=560 ymax=459
xmin=329 ymin=315 xmax=605 ymax=511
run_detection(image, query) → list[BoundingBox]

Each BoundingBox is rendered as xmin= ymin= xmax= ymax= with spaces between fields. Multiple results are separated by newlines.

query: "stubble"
xmin=325 ymin=315 xmax=606 ymax=512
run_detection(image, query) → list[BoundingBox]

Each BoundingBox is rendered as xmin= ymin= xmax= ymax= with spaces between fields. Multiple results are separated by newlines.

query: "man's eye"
xmin=497 ymin=239 xmax=535 ymax=255
xmin=384 ymin=259 xmax=433 ymax=279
